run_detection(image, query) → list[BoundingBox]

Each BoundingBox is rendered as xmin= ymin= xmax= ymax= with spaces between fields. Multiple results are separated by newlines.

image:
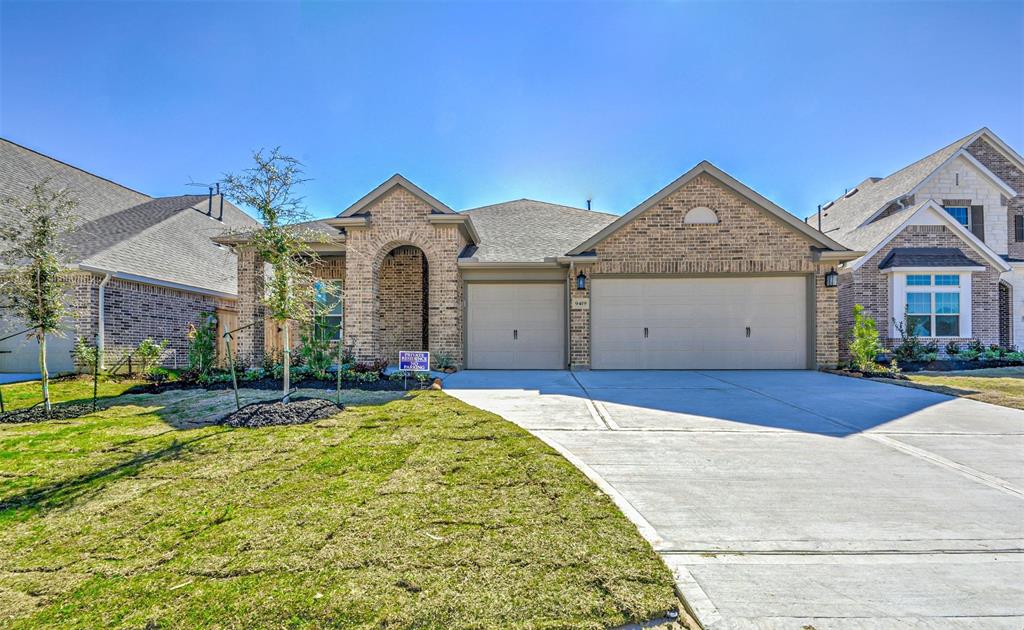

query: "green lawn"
xmin=1 ymin=375 xmax=144 ymax=412
xmin=0 ymin=384 xmax=679 ymax=629
xmin=897 ymin=366 xmax=1024 ymax=410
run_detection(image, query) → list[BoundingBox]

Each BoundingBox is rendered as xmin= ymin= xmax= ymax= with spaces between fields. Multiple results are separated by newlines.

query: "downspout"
xmin=97 ymin=274 xmax=111 ymax=369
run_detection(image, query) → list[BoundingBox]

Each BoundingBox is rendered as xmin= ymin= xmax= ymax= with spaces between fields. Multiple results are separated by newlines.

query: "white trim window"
xmin=944 ymin=206 xmax=970 ymax=228
xmin=313 ymin=280 xmax=344 ymax=340
xmin=889 ymin=272 xmax=971 ymax=338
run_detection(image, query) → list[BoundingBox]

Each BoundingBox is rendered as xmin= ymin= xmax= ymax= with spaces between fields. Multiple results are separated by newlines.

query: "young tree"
xmin=0 ymin=180 xmax=78 ymax=413
xmin=222 ymin=148 xmax=316 ymax=402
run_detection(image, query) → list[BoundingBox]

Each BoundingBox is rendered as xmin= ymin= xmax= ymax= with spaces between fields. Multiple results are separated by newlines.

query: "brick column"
xmin=815 ymin=264 xmax=839 ymax=368
xmin=235 ymin=248 xmax=266 ymax=367
xmin=568 ymin=266 xmax=593 ymax=370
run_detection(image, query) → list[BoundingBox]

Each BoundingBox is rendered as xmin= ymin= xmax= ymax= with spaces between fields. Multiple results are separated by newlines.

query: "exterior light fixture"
xmin=825 ymin=267 xmax=839 ymax=288
xmin=575 ymin=270 xmax=587 ymax=291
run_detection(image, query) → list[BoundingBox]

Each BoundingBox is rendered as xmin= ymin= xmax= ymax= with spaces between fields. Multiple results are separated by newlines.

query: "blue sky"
xmin=1 ymin=1 xmax=1021 ymax=221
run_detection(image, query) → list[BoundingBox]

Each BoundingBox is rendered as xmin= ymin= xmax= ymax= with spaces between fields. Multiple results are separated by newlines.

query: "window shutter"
xmin=1016 ymin=215 xmax=1024 ymax=243
xmin=970 ymin=206 xmax=985 ymax=241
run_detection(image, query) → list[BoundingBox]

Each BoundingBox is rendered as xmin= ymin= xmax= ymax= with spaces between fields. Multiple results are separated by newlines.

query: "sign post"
xmin=398 ymin=351 xmax=430 ymax=390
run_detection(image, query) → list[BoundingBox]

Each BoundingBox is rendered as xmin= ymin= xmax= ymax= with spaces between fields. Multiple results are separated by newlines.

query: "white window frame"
xmin=887 ymin=270 xmax=972 ymax=338
xmin=943 ymin=206 xmax=970 ymax=230
xmin=313 ymin=279 xmax=344 ymax=341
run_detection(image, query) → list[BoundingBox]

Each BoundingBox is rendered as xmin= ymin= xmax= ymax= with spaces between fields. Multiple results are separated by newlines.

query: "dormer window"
xmin=944 ymin=206 xmax=969 ymax=228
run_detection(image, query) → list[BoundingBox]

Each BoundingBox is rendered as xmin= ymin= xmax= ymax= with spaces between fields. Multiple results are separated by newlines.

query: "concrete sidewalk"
xmin=445 ymin=370 xmax=1024 ymax=629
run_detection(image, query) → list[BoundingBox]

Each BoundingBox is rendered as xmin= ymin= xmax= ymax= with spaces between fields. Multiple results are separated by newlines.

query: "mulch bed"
xmin=0 ymin=402 xmax=103 ymax=424
xmin=125 ymin=376 xmax=420 ymax=396
xmin=897 ymin=358 xmax=1024 ymax=372
xmin=220 ymin=397 xmax=345 ymax=428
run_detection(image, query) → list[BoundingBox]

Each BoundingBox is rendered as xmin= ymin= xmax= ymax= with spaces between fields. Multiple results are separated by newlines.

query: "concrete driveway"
xmin=444 ymin=370 xmax=1024 ymax=630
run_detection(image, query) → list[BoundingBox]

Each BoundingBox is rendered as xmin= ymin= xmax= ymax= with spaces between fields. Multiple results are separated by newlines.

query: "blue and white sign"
xmin=399 ymin=351 xmax=430 ymax=372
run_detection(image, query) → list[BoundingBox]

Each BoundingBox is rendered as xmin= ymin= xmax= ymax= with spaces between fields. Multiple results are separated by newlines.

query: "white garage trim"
xmin=464 ymin=281 xmax=567 ymax=369
xmin=590 ymin=274 xmax=814 ymax=370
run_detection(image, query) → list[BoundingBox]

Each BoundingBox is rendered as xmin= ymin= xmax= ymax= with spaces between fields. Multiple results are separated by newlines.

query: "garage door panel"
xmin=591 ymin=277 xmax=807 ymax=370
xmin=467 ymin=283 xmax=565 ymax=369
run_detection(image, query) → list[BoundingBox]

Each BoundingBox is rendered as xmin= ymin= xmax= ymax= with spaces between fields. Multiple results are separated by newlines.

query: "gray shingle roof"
xmin=878 ymin=247 xmax=981 ymax=269
xmin=462 ymin=199 xmax=618 ymax=262
xmin=817 ymin=129 xmax=980 ymax=250
xmin=0 ymin=138 xmax=259 ymax=296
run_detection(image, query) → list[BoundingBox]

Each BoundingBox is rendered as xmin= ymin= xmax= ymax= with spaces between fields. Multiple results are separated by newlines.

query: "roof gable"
xmin=338 ymin=173 xmax=455 ymax=217
xmin=568 ymin=161 xmax=850 ymax=255
xmin=819 ymin=128 xmax=1022 ymax=244
xmin=847 ymin=200 xmax=1010 ymax=273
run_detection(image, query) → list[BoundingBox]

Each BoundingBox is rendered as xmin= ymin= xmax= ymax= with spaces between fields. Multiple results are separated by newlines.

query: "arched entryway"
xmin=377 ymin=245 xmax=429 ymax=363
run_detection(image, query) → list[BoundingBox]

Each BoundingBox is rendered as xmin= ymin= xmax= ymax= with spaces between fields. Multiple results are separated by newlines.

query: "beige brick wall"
xmin=839 ymin=224 xmax=1000 ymax=360
xmin=571 ymin=173 xmax=838 ymax=368
xmin=69 ymin=272 xmax=234 ymax=370
xmin=966 ymin=137 xmax=1024 ymax=259
xmin=343 ymin=187 xmax=467 ymax=368
xmin=915 ymin=154 xmax=1007 ymax=253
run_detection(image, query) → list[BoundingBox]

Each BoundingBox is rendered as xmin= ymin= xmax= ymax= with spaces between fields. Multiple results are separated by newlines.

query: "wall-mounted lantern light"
xmin=576 ymin=270 xmax=587 ymax=291
xmin=824 ymin=267 xmax=839 ymax=288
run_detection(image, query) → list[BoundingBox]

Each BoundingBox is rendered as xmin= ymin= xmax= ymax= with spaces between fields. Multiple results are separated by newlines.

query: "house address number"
xmin=571 ymin=297 xmax=590 ymax=310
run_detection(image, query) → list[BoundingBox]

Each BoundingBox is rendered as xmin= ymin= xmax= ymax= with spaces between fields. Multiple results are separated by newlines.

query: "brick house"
xmin=229 ymin=163 xmax=858 ymax=371
xmin=0 ymin=138 xmax=259 ymax=373
xmin=814 ymin=128 xmax=1024 ymax=359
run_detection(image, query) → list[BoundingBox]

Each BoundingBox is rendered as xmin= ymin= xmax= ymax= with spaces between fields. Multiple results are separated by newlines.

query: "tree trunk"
xmin=282 ymin=319 xmax=290 ymax=403
xmin=39 ymin=334 xmax=51 ymax=414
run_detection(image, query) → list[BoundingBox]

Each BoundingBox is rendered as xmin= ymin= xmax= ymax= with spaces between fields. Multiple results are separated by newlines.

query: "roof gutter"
xmin=77 ymin=264 xmax=237 ymax=300
xmin=97 ymin=273 xmax=111 ymax=369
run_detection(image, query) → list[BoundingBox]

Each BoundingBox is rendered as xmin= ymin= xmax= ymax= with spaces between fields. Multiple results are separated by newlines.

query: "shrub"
xmin=242 ymin=367 xmax=266 ymax=381
xmin=967 ymin=338 xmax=984 ymax=353
xmin=135 ymin=338 xmax=168 ymax=376
xmin=1004 ymin=351 xmax=1024 ymax=362
xmin=849 ymin=305 xmax=882 ymax=372
xmin=433 ymin=352 xmax=455 ymax=371
xmin=891 ymin=317 xmax=926 ymax=362
xmin=959 ymin=349 xmax=981 ymax=361
xmin=299 ymin=319 xmax=337 ymax=380
xmin=147 ymin=367 xmax=172 ymax=384
xmin=354 ymin=359 xmax=388 ymax=375
xmin=981 ymin=347 xmax=1003 ymax=360
xmin=73 ymin=336 xmax=99 ymax=373
xmin=944 ymin=340 xmax=960 ymax=356
xmin=187 ymin=312 xmax=218 ymax=376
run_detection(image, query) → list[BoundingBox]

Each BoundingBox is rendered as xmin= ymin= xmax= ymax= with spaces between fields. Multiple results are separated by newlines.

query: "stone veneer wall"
xmin=567 ymin=173 xmax=839 ymax=369
xmin=342 ymin=187 xmax=466 ymax=367
xmin=69 ymin=272 xmax=235 ymax=370
xmin=378 ymin=246 xmax=427 ymax=364
xmin=967 ymin=137 xmax=1024 ymax=259
xmin=839 ymin=224 xmax=1000 ymax=360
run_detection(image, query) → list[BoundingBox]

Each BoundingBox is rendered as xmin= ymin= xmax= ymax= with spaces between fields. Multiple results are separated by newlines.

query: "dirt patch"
xmin=0 ymin=402 xmax=102 ymax=424
xmin=220 ymin=398 xmax=344 ymax=428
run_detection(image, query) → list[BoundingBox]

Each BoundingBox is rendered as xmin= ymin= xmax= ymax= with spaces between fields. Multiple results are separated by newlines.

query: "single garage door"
xmin=467 ymin=283 xmax=565 ymax=369
xmin=591 ymin=277 xmax=808 ymax=369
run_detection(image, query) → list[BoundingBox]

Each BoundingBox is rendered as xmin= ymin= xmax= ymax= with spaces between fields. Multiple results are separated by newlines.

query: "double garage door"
xmin=465 ymin=276 xmax=808 ymax=370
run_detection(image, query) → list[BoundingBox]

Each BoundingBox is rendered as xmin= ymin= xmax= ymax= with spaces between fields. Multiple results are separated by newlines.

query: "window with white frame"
xmin=903 ymin=273 xmax=962 ymax=337
xmin=944 ymin=206 xmax=969 ymax=228
xmin=313 ymin=280 xmax=344 ymax=340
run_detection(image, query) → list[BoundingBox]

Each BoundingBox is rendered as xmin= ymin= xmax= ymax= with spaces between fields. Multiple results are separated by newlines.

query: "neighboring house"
xmin=0 ymin=138 xmax=259 ymax=373
xmin=226 ymin=162 xmax=858 ymax=371
xmin=814 ymin=128 xmax=1024 ymax=358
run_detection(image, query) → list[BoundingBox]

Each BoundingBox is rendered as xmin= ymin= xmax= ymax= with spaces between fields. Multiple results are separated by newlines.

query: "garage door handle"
xmin=746 ymin=326 xmax=751 ymax=338
xmin=513 ymin=329 xmax=518 ymax=340
xmin=644 ymin=327 xmax=648 ymax=339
